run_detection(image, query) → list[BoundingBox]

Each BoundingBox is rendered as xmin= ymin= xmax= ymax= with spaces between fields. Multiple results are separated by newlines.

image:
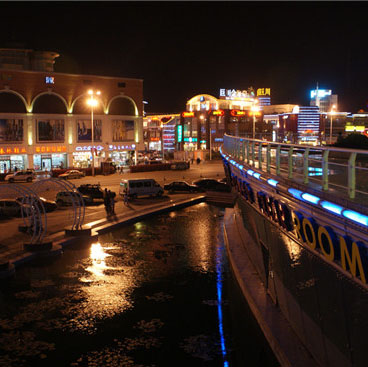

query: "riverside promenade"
xmin=0 ymin=160 xmax=227 ymax=275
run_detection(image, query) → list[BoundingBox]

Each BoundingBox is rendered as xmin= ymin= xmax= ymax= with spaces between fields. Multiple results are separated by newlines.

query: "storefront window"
xmin=0 ymin=154 xmax=26 ymax=173
xmin=0 ymin=119 xmax=23 ymax=142
xmin=34 ymin=153 xmax=67 ymax=170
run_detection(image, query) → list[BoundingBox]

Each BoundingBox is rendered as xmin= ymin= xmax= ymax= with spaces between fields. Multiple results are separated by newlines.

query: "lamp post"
xmin=251 ymin=99 xmax=259 ymax=139
xmin=87 ymin=89 xmax=101 ymax=177
xmin=329 ymin=104 xmax=336 ymax=144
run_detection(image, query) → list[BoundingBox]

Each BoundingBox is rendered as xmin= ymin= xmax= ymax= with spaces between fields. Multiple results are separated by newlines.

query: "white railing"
xmin=223 ymin=134 xmax=368 ymax=201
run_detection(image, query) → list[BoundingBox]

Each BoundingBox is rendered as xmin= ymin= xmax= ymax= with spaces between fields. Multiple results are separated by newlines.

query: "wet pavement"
xmin=0 ymin=203 xmax=278 ymax=367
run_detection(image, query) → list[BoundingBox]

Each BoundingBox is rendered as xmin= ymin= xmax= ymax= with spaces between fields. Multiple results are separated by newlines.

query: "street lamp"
xmin=251 ymin=99 xmax=259 ymax=139
xmin=329 ymin=104 xmax=337 ymax=144
xmin=87 ymin=89 xmax=101 ymax=177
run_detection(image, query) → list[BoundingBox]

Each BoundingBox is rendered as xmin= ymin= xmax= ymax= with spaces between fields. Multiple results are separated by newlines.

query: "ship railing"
xmin=223 ymin=134 xmax=368 ymax=203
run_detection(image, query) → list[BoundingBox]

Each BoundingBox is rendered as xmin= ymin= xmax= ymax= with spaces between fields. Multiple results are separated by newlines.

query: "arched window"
xmin=0 ymin=92 xmax=27 ymax=113
xmin=109 ymin=97 xmax=136 ymax=116
xmin=33 ymin=94 xmax=67 ymax=114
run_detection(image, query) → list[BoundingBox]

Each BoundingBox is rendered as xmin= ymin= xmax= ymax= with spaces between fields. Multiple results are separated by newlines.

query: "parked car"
xmin=58 ymin=170 xmax=85 ymax=180
xmin=0 ymin=199 xmax=31 ymax=218
xmin=119 ymin=179 xmax=163 ymax=199
xmin=77 ymin=184 xmax=104 ymax=200
xmin=4 ymin=170 xmax=35 ymax=183
xmin=164 ymin=181 xmax=202 ymax=193
xmin=192 ymin=178 xmax=231 ymax=192
xmin=55 ymin=191 xmax=93 ymax=206
xmin=16 ymin=196 xmax=58 ymax=212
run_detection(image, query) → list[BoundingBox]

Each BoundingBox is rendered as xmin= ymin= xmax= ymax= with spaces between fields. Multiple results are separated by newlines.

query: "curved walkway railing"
xmin=223 ymin=134 xmax=368 ymax=203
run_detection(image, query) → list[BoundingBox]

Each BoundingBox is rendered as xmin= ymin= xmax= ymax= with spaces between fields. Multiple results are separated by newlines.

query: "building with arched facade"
xmin=0 ymin=48 xmax=143 ymax=172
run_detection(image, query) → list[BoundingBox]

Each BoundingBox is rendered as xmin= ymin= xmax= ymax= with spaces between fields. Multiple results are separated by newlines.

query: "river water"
xmin=0 ymin=203 xmax=279 ymax=367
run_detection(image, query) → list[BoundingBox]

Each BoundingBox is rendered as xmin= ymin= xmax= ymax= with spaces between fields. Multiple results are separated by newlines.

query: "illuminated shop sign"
xmin=214 ymin=138 xmax=223 ymax=142
xmin=150 ymin=137 xmax=160 ymax=141
xmin=230 ymin=110 xmax=247 ymax=117
xmin=35 ymin=145 xmax=66 ymax=153
xmin=45 ymin=76 xmax=55 ymax=84
xmin=310 ymin=89 xmax=332 ymax=99
xmin=183 ymin=137 xmax=197 ymax=142
xmin=108 ymin=144 xmax=136 ymax=151
xmin=212 ymin=110 xmax=225 ymax=116
xmin=345 ymin=125 xmax=365 ymax=132
xmin=219 ymin=88 xmax=255 ymax=101
xmin=0 ymin=147 xmax=27 ymax=154
xmin=228 ymin=162 xmax=368 ymax=284
xmin=257 ymin=88 xmax=271 ymax=96
xmin=182 ymin=112 xmax=194 ymax=118
xmin=76 ymin=145 xmax=104 ymax=151
xmin=177 ymin=125 xmax=183 ymax=143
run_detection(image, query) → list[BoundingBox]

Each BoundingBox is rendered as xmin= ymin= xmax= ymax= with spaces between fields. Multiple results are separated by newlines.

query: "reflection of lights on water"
xmin=89 ymin=243 xmax=109 ymax=277
xmin=215 ymin=235 xmax=229 ymax=366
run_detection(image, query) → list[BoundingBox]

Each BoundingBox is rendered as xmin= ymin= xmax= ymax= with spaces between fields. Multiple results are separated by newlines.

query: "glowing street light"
xmin=251 ymin=99 xmax=259 ymax=139
xmin=87 ymin=89 xmax=101 ymax=177
xmin=329 ymin=104 xmax=337 ymax=144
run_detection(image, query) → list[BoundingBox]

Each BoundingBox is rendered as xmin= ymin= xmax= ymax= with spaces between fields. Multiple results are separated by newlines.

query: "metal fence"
xmin=223 ymin=134 xmax=368 ymax=202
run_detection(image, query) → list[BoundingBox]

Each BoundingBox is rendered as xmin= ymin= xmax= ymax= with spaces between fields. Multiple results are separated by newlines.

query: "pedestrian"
xmin=109 ymin=190 xmax=115 ymax=214
xmin=196 ymin=157 xmax=201 ymax=165
xmin=104 ymin=188 xmax=111 ymax=215
xmin=123 ymin=188 xmax=129 ymax=206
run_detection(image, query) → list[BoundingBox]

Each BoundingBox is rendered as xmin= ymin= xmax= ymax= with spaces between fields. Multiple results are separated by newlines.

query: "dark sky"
xmin=0 ymin=1 xmax=367 ymax=113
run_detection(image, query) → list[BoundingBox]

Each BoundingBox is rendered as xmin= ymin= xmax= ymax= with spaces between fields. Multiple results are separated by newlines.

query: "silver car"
xmin=4 ymin=170 xmax=34 ymax=183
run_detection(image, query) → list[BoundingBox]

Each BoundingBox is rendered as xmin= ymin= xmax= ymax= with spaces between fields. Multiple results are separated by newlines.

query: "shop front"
xmin=108 ymin=144 xmax=136 ymax=168
xmin=33 ymin=145 xmax=68 ymax=171
xmin=72 ymin=145 xmax=105 ymax=169
xmin=0 ymin=146 xmax=28 ymax=173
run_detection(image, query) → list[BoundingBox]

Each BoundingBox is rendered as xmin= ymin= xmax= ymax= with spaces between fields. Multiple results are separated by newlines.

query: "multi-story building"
xmin=0 ymin=48 xmax=143 ymax=173
xmin=310 ymin=87 xmax=338 ymax=113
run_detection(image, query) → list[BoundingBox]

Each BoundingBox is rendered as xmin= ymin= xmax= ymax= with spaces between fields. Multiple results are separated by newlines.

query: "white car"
xmin=4 ymin=170 xmax=34 ymax=183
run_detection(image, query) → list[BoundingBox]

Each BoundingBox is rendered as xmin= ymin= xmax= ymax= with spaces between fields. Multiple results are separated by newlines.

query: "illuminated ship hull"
xmin=222 ymin=155 xmax=368 ymax=367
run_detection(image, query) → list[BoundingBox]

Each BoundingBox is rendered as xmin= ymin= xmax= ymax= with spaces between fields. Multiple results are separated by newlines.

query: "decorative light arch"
xmin=70 ymin=93 xmax=106 ymax=115
xmin=107 ymin=95 xmax=139 ymax=116
xmin=30 ymin=91 xmax=69 ymax=114
xmin=186 ymin=94 xmax=219 ymax=112
xmin=0 ymin=89 xmax=29 ymax=112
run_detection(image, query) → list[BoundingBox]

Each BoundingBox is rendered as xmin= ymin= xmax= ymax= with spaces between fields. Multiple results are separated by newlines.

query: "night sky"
xmin=0 ymin=2 xmax=367 ymax=114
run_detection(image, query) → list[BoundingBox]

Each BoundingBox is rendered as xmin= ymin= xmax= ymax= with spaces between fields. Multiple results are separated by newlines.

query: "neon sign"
xmin=257 ymin=88 xmax=271 ymax=96
xmin=212 ymin=110 xmax=225 ymax=116
xmin=0 ymin=147 xmax=27 ymax=155
xmin=108 ymin=145 xmax=135 ymax=150
xmin=182 ymin=112 xmax=194 ymax=118
xmin=35 ymin=145 xmax=67 ymax=153
xmin=310 ymin=89 xmax=332 ymax=98
xmin=76 ymin=145 xmax=104 ymax=151
xmin=230 ymin=110 xmax=247 ymax=117
xmin=177 ymin=125 xmax=183 ymax=143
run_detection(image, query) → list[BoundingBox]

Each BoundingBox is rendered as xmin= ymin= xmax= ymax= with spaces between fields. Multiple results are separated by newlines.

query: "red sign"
xmin=230 ymin=110 xmax=247 ymax=117
xmin=212 ymin=110 xmax=224 ymax=116
xmin=150 ymin=137 xmax=160 ymax=141
xmin=182 ymin=111 xmax=194 ymax=118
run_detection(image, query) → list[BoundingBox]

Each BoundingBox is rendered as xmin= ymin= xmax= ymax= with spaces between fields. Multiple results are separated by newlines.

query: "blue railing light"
xmin=301 ymin=193 xmax=321 ymax=204
xmin=343 ymin=210 xmax=368 ymax=227
xmin=238 ymin=165 xmax=244 ymax=170
xmin=247 ymin=169 xmax=254 ymax=176
xmin=253 ymin=172 xmax=261 ymax=179
xmin=267 ymin=179 xmax=278 ymax=187
xmin=288 ymin=188 xmax=303 ymax=200
xmin=320 ymin=201 xmax=343 ymax=215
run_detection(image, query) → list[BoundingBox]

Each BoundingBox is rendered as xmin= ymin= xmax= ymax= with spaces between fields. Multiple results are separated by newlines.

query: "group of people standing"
xmin=103 ymin=188 xmax=116 ymax=215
